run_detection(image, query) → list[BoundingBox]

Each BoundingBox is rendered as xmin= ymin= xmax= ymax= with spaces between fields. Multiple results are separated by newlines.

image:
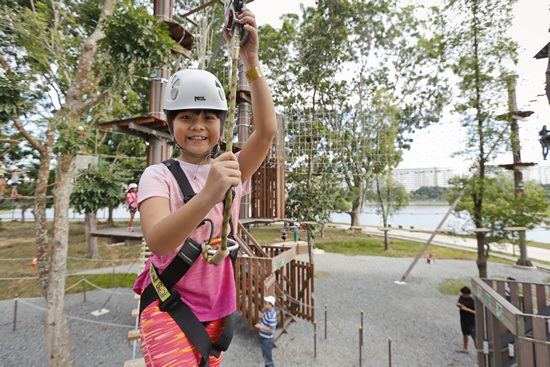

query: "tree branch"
xmin=65 ymin=0 xmax=118 ymax=106
xmin=0 ymin=53 xmax=10 ymax=73
xmin=11 ymin=115 xmax=46 ymax=152
xmin=75 ymin=90 xmax=110 ymax=115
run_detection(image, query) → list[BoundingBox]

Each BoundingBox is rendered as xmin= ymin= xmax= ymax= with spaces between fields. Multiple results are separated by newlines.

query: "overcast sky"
xmin=247 ymin=0 xmax=550 ymax=172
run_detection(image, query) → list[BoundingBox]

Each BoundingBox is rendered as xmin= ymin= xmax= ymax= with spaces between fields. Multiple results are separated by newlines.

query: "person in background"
xmin=281 ymin=228 xmax=287 ymax=241
xmin=456 ymin=286 xmax=477 ymax=354
xmin=255 ymin=296 xmax=277 ymax=367
xmin=427 ymin=254 xmax=435 ymax=264
xmin=10 ymin=167 xmax=29 ymax=197
xmin=0 ymin=156 xmax=7 ymax=197
xmin=540 ymin=125 xmax=549 ymax=160
xmin=126 ymin=183 xmax=138 ymax=232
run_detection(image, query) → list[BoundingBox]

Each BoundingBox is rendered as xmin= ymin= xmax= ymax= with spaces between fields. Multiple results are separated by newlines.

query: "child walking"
xmin=133 ymin=8 xmax=276 ymax=367
xmin=10 ymin=167 xmax=29 ymax=197
xmin=126 ymin=183 xmax=138 ymax=232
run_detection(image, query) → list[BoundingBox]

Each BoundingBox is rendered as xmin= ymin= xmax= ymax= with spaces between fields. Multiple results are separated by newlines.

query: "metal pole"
xmin=399 ymin=191 xmax=464 ymax=282
xmin=388 ymin=337 xmax=392 ymax=367
xmin=314 ymin=321 xmax=317 ymax=359
xmin=325 ymin=304 xmax=327 ymax=339
xmin=359 ymin=327 xmax=362 ymax=367
xmin=113 ymin=266 xmax=116 ymax=288
xmin=82 ymin=279 xmax=86 ymax=303
xmin=361 ymin=310 xmax=364 ymax=346
xmin=13 ymin=297 xmax=18 ymax=331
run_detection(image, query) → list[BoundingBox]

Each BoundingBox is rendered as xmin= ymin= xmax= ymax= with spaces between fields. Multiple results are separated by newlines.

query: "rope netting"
xmin=272 ymin=109 xmax=406 ymax=177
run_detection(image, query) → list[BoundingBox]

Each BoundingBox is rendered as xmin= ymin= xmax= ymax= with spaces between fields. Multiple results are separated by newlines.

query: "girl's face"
xmin=131 ymin=188 xmax=137 ymax=193
xmin=173 ymin=110 xmax=221 ymax=163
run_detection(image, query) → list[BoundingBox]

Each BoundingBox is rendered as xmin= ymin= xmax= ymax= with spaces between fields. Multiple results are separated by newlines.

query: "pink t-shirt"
xmin=126 ymin=191 xmax=137 ymax=209
xmin=133 ymin=156 xmax=250 ymax=322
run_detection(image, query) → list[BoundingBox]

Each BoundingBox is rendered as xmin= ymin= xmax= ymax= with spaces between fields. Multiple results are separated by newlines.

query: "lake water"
xmin=2 ymin=203 xmax=548 ymax=244
xmin=330 ymin=204 xmax=550 ymax=245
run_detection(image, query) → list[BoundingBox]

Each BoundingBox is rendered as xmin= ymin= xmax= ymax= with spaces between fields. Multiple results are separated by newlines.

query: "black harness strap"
xmin=164 ymin=159 xmax=196 ymax=203
xmin=139 ymin=159 xmax=239 ymax=367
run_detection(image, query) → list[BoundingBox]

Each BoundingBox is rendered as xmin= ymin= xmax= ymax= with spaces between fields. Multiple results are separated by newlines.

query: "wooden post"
xmin=388 ymin=337 xmax=392 ymax=367
xmin=82 ymin=279 xmax=86 ymax=303
xmin=506 ymin=77 xmax=532 ymax=267
xmin=359 ymin=327 xmax=362 ymax=367
xmin=324 ymin=304 xmax=327 ymax=339
xmin=313 ymin=321 xmax=317 ymax=359
xmin=361 ymin=310 xmax=364 ymax=346
xmin=13 ymin=297 xmax=17 ymax=331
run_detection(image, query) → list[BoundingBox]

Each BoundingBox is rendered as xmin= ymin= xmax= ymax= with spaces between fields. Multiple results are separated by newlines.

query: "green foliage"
xmin=448 ymin=172 xmax=549 ymax=243
xmin=99 ymin=3 xmax=176 ymax=83
xmin=366 ymin=173 xmax=409 ymax=225
xmin=285 ymin=173 xmax=343 ymax=225
xmin=410 ymin=186 xmax=451 ymax=201
xmin=70 ymin=162 xmax=128 ymax=215
xmin=265 ymin=0 xmax=448 ymax=225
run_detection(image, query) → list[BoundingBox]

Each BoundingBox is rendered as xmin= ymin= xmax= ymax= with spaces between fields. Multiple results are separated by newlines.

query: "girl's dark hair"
xmin=167 ymin=109 xmax=224 ymax=124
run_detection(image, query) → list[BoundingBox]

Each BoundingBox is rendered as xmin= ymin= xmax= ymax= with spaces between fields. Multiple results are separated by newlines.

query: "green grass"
xmin=1 ymin=273 xmax=138 ymax=300
xmin=0 ymin=220 xmax=142 ymax=300
xmin=439 ymin=278 xmax=472 ymax=296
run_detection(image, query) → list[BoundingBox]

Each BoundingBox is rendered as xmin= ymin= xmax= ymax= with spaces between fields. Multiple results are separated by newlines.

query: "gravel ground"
xmin=1 ymin=253 xmax=548 ymax=367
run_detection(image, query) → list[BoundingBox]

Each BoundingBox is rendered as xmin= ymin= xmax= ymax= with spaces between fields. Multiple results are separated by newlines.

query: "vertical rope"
xmin=205 ymin=30 xmax=240 ymax=266
xmin=221 ymin=30 xmax=240 ymax=251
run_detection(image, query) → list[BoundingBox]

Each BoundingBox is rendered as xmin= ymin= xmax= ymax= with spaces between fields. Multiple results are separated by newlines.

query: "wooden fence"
xmin=234 ymin=223 xmax=315 ymax=336
xmin=472 ymin=278 xmax=550 ymax=366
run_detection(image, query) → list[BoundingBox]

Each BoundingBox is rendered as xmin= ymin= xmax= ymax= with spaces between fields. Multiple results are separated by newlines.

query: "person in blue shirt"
xmin=540 ymin=125 xmax=549 ymax=160
xmin=255 ymin=295 xmax=277 ymax=367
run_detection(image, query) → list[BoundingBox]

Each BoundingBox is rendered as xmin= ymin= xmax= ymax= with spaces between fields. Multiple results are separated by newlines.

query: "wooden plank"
xmin=134 ymin=294 xmax=141 ymax=301
xmin=128 ymin=329 xmax=140 ymax=341
xmin=520 ymin=340 xmax=535 ymax=367
xmin=238 ymin=223 xmax=268 ymax=257
xmin=235 ymin=258 xmax=241 ymax=313
xmin=131 ymin=308 xmax=139 ymax=318
xmin=123 ymin=358 xmax=146 ymax=367
xmin=497 ymin=281 xmax=505 ymax=297
xmin=533 ymin=316 xmax=550 ymax=365
xmin=523 ymin=283 xmax=534 ymax=315
xmin=182 ymin=0 xmax=217 ymax=17
xmin=536 ymin=285 xmax=546 ymax=313
xmin=510 ymin=282 xmax=520 ymax=309
xmin=248 ymin=259 xmax=253 ymax=329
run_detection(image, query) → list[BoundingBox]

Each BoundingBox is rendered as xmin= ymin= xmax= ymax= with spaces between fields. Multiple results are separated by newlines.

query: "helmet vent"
xmin=170 ymin=78 xmax=180 ymax=100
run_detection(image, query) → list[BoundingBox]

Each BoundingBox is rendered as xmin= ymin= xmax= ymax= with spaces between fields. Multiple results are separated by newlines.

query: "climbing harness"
xmin=140 ymin=159 xmax=240 ymax=367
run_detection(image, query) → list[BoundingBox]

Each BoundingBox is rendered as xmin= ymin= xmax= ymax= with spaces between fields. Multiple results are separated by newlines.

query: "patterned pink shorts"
xmin=140 ymin=299 xmax=227 ymax=367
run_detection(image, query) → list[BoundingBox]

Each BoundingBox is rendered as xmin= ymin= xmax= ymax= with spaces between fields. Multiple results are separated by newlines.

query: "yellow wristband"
xmin=245 ymin=65 xmax=264 ymax=83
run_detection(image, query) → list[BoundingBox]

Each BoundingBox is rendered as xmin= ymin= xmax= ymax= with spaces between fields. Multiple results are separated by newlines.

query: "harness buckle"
xmin=159 ymin=289 xmax=181 ymax=312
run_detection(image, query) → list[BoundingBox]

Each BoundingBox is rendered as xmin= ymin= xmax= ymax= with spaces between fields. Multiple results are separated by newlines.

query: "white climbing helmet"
xmin=128 ymin=183 xmax=138 ymax=190
xmin=163 ymin=69 xmax=228 ymax=157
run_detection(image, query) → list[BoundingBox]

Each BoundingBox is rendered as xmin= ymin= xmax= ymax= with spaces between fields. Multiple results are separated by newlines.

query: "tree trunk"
xmin=107 ymin=204 xmax=114 ymax=227
xmin=383 ymin=217 xmax=390 ymax=251
xmin=476 ymin=232 xmax=487 ymax=278
xmin=35 ymin=123 xmax=56 ymax=297
xmin=516 ymin=231 xmax=533 ymax=267
xmin=307 ymin=226 xmax=314 ymax=265
xmin=349 ymin=203 xmax=362 ymax=227
xmin=86 ymin=211 xmax=100 ymax=259
xmin=21 ymin=204 xmax=27 ymax=222
xmin=46 ymin=152 xmax=76 ymax=367
xmin=320 ymin=223 xmax=325 ymax=238
xmin=84 ymin=213 xmax=89 ymax=242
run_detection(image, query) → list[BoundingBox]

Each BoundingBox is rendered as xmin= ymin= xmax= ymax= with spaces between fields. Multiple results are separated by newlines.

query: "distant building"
xmin=521 ymin=165 xmax=550 ymax=185
xmin=392 ymin=167 xmax=456 ymax=193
